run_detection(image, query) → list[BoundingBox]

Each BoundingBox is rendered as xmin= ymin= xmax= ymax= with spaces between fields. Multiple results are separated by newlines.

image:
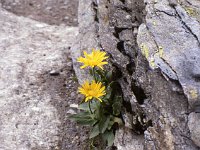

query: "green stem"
xmin=88 ymin=101 xmax=93 ymax=114
xmin=90 ymin=138 xmax=95 ymax=149
xmin=92 ymin=67 xmax=97 ymax=82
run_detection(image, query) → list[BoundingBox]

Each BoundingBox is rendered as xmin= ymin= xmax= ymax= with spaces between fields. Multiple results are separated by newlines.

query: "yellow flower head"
xmin=78 ymin=49 xmax=108 ymax=70
xmin=78 ymin=80 xmax=106 ymax=102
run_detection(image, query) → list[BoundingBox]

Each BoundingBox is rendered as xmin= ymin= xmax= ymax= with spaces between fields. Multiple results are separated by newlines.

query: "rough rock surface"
xmin=137 ymin=0 xmax=200 ymax=149
xmin=0 ymin=6 xmax=80 ymax=149
xmin=188 ymin=113 xmax=200 ymax=147
xmin=72 ymin=0 xmax=200 ymax=149
xmin=138 ymin=0 xmax=200 ymax=109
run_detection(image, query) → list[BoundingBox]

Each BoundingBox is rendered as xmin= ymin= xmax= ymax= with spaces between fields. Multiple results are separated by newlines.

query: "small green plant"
xmin=69 ymin=49 xmax=123 ymax=148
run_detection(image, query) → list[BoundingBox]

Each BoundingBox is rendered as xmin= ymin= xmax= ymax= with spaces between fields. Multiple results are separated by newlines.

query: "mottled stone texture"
xmin=72 ymin=0 xmax=200 ymax=149
xmin=0 ymin=7 xmax=78 ymax=149
xmin=138 ymin=0 xmax=200 ymax=149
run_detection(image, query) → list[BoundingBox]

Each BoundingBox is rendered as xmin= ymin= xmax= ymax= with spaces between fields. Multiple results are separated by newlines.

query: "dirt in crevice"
xmin=39 ymin=51 xmax=90 ymax=150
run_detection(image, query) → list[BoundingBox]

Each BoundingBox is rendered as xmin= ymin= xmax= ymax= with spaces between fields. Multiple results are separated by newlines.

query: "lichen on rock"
xmin=72 ymin=0 xmax=200 ymax=149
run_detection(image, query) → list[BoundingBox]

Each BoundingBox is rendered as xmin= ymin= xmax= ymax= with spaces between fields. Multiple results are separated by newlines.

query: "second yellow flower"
xmin=78 ymin=80 xmax=106 ymax=102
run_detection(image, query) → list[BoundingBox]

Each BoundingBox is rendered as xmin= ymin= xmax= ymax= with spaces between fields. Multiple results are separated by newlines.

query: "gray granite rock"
xmin=188 ymin=113 xmax=200 ymax=147
xmin=72 ymin=0 xmax=200 ymax=149
xmin=71 ymin=0 xmax=99 ymax=84
xmin=114 ymin=128 xmax=144 ymax=150
xmin=0 ymin=7 xmax=78 ymax=149
xmin=137 ymin=0 xmax=200 ymax=148
xmin=138 ymin=0 xmax=200 ymax=109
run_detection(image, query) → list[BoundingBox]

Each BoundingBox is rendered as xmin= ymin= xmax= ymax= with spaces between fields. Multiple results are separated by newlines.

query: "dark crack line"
xmin=145 ymin=25 xmax=179 ymax=80
xmin=159 ymin=57 xmax=179 ymax=80
xmin=145 ymin=5 xmax=179 ymax=80
xmin=155 ymin=9 xmax=175 ymax=17
xmin=174 ymin=7 xmax=200 ymax=46
xmin=185 ymin=0 xmax=193 ymax=6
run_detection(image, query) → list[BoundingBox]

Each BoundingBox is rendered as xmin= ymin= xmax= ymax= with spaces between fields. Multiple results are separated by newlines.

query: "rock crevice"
xmin=72 ymin=0 xmax=200 ymax=149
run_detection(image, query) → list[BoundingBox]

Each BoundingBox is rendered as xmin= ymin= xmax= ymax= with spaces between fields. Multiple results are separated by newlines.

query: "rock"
xmin=66 ymin=109 xmax=76 ymax=115
xmin=188 ymin=113 xmax=200 ymax=147
xmin=70 ymin=92 xmax=76 ymax=98
xmin=70 ymin=104 xmax=79 ymax=108
xmin=114 ymin=128 xmax=144 ymax=150
xmin=137 ymin=0 xmax=200 ymax=148
xmin=49 ymin=70 xmax=60 ymax=76
xmin=168 ymin=0 xmax=177 ymax=6
xmin=72 ymin=0 xmax=200 ymax=149
xmin=0 ymin=0 xmax=79 ymax=26
xmin=0 ymin=6 xmax=78 ymax=150
xmin=137 ymin=0 xmax=200 ymax=108
xmin=71 ymin=0 xmax=99 ymax=84
xmin=66 ymin=61 xmax=73 ymax=67
xmin=72 ymin=0 xmax=146 ymax=149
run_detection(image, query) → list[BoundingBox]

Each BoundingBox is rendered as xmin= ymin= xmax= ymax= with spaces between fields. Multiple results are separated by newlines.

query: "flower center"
xmin=90 ymin=59 xmax=96 ymax=65
xmin=88 ymin=90 xmax=95 ymax=96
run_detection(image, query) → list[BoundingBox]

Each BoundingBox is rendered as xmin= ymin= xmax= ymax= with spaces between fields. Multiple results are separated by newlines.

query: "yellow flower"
xmin=78 ymin=49 xmax=108 ymax=70
xmin=78 ymin=80 xmax=106 ymax=102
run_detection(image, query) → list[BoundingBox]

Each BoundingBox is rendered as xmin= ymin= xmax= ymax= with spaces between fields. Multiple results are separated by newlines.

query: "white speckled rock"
xmin=114 ymin=128 xmax=144 ymax=150
xmin=0 ymin=7 xmax=78 ymax=150
xmin=188 ymin=113 xmax=200 ymax=147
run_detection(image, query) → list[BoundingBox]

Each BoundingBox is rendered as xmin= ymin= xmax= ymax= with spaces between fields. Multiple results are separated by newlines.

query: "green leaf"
xmin=89 ymin=123 xmax=100 ymax=139
xmin=78 ymin=103 xmax=89 ymax=111
xmin=107 ymin=120 xmax=114 ymax=130
xmin=96 ymin=75 xmax=102 ymax=82
xmin=112 ymin=102 xmax=121 ymax=116
xmin=68 ymin=111 xmax=90 ymax=120
xmin=106 ymin=70 xmax=113 ymax=81
xmin=99 ymin=115 xmax=111 ymax=133
xmin=107 ymin=117 xmax=123 ymax=130
xmin=95 ymin=69 xmax=108 ymax=84
xmin=69 ymin=111 xmax=97 ymax=126
xmin=95 ymin=69 xmax=105 ymax=78
xmin=105 ymin=88 xmax=112 ymax=100
xmin=102 ymin=130 xmax=115 ymax=147
xmin=112 ymin=95 xmax=122 ymax=115
xmin=77 ymin=118 xmax=97 ymax=126
xmin=113 ymin=95 xmax=122 ymax=103
xmin=78 ymin=101 xmax=98 ymax=111
xmin=95 ymin=103 xmax=104 ymax=120
xmin=89 ymin=69 xmax=93 ymax=76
